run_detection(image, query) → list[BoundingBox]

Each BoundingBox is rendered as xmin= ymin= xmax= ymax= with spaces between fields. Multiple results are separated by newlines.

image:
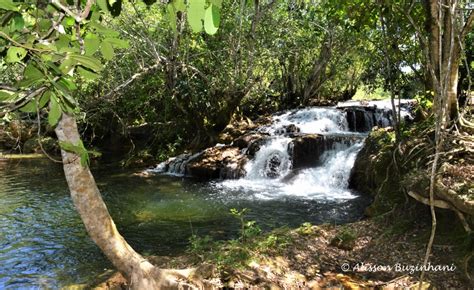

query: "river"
xmin=0 ymin=157 xmax=369 ymax=288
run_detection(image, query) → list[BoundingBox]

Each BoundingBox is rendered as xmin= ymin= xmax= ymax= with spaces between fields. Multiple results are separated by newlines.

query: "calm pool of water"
xmin=0 ymin=158 xmax=369 ymax=288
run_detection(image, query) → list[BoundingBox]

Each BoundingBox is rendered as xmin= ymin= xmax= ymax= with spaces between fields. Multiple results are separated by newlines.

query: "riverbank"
xmin=92 ymin=208 xmax=471 ymax=289
xmin=91 ymin=113 xmax=473 ymax=289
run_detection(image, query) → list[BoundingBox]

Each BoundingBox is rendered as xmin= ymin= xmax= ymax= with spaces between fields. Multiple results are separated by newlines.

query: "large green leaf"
xmin=204 ymin=4 xmax=220 ymax=35
xmin=48 ymin=93 xmax=62 ymax=127
xmin=0 ymin=90 xmax=16 ymax=102
xmin=173 ymin=0 xmax=186 ymax=12
xmin=187 ymin=0 xmax=205 ymax=33
xmin=77 ymin=66 xmax=99 ymax=80
xmin=55 ymin=35 xmax=70 ymax=52
xmin=6 ymin=46 xmax=27 ymax=63
xmin=84 ymin=35 xmax=100 ymax=56
xmin=91 ymin=21 xmax=120 ymax=37
xmin=24 ymin=63 xmax=44 ymax=82
xmin=100 ymin=40 xmax=114 ymax=60
xmin=12 ymin=15 xmax=24 ymax=31
xmin=96 ymin=0 xmax=108 ymax=11
xmin=209 ymin=0 xmax=222 ymax=8
xmin=19 ymin=100 xmax=37 ymax=112
xmin=104 ymin=38 xmax=129 ymax=49
xmin=0 ymin=0 xmax=18 ymax=11
xmin=19 ymin=93 xmax=49 ymax=113
xmin=69 ymin=54 xmax=103 ymax=72
xmin=59 ymin=58 xmax=75 ymax=75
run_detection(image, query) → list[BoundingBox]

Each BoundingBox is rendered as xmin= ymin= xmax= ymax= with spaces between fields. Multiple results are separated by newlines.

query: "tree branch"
xmin=51 ymin=0 xmax=94 ymax=23
xmin=460 ymin=10 xmax=474 ymax=41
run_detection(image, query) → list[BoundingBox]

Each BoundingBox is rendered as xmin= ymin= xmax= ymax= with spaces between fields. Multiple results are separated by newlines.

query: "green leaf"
xmin=167 ymin=4 xmax=177 ymax=33
xmin=100 ymin=40 xmax=114 ymax=60
xmin=104 ymin=37 xmax=129 ymax=49
xmin=173 ymin=0 xmax=186 ymax=12
xmin=58 ymin=140 xmax=90 ymax=167
xmin=84 ymin=35 xmax=100 ymax=56
xmin=19 ymin=92 xmax=50 ymax=113
xmin=0 ymin=90 xmax=16 ymax=102
xmin=64 ymin=16 xmax=75 ymax=27
xmin=91 ymin=21 xmax=120 ymax=37
xmin=0 ymin=0 xmax=18 ymax=11
xmin=77 ymin=66 xmax=99 ymax=80
xmin=12 ymin=15 xmax=24 ymax=31
xmin=24 ymin=63 xmax=44 ymax=82
xmin=209 ymin=0 xmax=222 ymax=8
xmin=204 ymin=4 xmax=220 ymax=35
xmin=6 ymin=46 xmax=27 ymax=63
xmin=48 ymin=93 xmax=61 ymax=127
xmin=52 ymin=79 xmax=77 ymax=108
xmin=69 ymin=54 xmax=103 ymax=72
xmin=187 ymin=0 xmax=205 ymax=33
xmin=19 ymin=100 xmax=37 ymax=112
xmin=55 ymin=35 xmax=70 ymax=52
xmin=39 ymin=91 xmax=51 ymax=108
xmin=58 ymin=77 xmax=77 ymax=91
xmin=97 ymin=0 xmax=108 ymax=11
xmin=17 ymin=64 xmax=44 ymax=87
xmin=59 ymin=58 xmax=75 ymax=75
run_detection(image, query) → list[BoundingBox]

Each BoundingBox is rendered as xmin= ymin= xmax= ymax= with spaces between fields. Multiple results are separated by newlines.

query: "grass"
xmin=353 ymin=85 xmax=391 ymax=100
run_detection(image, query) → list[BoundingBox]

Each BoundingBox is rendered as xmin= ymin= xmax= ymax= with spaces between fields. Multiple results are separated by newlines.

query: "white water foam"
xmin=262 ymin=107 xmax=349 ymax=135
xmin=214 ymin=140 xmax=362 ymax=201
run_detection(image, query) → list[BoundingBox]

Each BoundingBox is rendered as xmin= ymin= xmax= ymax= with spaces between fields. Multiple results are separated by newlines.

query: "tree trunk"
xmin=54 ymin=113 xmax=194 ymax=289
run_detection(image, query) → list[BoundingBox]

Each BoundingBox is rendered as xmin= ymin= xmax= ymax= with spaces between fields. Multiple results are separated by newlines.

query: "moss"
xmin=350 ymin=127 xmax=404 ymax=216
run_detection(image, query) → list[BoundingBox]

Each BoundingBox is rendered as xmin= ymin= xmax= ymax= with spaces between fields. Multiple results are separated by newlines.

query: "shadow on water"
xmin=0 ymin=157 xmax=370 ymax=288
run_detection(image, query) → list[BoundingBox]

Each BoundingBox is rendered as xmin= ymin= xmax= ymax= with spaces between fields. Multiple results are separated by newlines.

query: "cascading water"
xmin=215 ymin=106 xmax=366 ymax=200
xmin=150 ymin=100 xmax=413 ymax=200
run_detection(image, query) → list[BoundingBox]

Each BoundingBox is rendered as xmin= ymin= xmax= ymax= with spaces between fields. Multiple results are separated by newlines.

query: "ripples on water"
xmin=0 ymin=157 xmax=369 ymax=288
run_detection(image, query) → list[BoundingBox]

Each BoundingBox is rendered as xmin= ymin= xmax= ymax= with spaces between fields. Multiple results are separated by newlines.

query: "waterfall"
xmin=149 ymin=99 xmax=414 ymax=200
xmin=244 ymin=137 xmax=292 ymax=179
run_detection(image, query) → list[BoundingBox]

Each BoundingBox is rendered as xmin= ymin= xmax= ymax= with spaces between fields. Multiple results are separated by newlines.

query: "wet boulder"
xmin=186 ymin=146 xmax=247 ymax=179
xmin=275 ymin=124 xmax=301 ymax=136
xmin=217 ymin=117 xmax=259 ymax=144
xmin=289 ymin=134 xmax=363 ymax=169
xmin=233 ymin=133 xmax=267 ymax=149
xmin=265 ymin=152 xmax=284 ymax=178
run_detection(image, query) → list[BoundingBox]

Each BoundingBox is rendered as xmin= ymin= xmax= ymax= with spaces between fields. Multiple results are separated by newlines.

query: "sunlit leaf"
xmin=77 ymin=66 xmax=99 ymax=80
xmin=6 ymin=46 xmax=27 ymax=63
xmin=100 ymin=41 xmax=114 ymax=60
xmin=0 ymin=90 xmax=16 ymax=102
xmin=96 ymin=0 xmax=108 ymax=11
xmin=210 ymin=0 xmax=222 ymax=9
xmin=204 ymin=4 xmax=220 ymax=35
xmin=187 ymin=0 xmax=205 ymax=33
xmin=84 ymin=35 xmax=100 ymax=56
xmin=48 ymin=93 xmax=61 ymax=127
xmin=173 ymin=0 xmax=186 ymax=12
xmin=69 ymin=54 xmax=103 ymax=72
xmin=0 ymin=0 xmax=18 ymax=11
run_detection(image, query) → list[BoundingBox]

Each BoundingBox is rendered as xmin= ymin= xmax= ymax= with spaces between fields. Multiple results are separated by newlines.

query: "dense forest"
xmin=0 ymin=0 xmax=473 ymax=289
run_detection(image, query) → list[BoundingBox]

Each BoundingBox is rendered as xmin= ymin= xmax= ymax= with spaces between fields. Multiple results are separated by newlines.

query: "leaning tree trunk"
xmin=54 ymin=113 xmax=194 ymax=289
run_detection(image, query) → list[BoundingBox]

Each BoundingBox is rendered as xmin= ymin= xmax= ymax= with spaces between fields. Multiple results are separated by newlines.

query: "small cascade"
xmin=244 ymin=137 xmax=292 ymax=179
xmin=149 ymin=99 xmax=415 ymax=200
